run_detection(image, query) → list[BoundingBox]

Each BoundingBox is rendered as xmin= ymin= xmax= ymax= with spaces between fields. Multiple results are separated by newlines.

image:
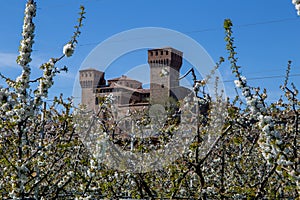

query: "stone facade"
xmin=148 ymin=47 xmax=183 ymax=105
xmin=79 ymin=68 xmax=106 ymax=111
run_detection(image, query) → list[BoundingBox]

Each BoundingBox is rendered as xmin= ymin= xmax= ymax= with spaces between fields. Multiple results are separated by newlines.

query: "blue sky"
xmin=1 ymin=0 xmax=300 ymax=104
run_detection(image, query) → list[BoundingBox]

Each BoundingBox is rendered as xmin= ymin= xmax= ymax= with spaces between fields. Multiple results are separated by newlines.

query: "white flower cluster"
xmin=75 ymin=196 xmax=92 ymax=200
xmin=193 ymin=80 xmax=206 ymax=92
xmin=160 ymin=67 xmax=169 ymax=77
xmin=292 ymin=0 xmax=300 ymax=15
xmin=57 ymin=173 xmax=73 ymax=188
xmin=234 ymin=76 xmax=246 ymax=89
xmin=193 ymin=82 xmax=201 ymax=92
xmin=63 ymin=43 xmax=74 ymax=57
xmin=14 ymin=0 xmax=36 ymax=111
xmin=0 ymin=87 xmax=32 ymax=124
xmin=234 ymin=80 xmax=242 ymax=88
xmin=104 ymin=93 xmax=115 ymax=105
xmin=0 ymin=87 xmax=12 ymax=109
xmin=235 ymin=76 xmax=299 ymax=188
xmin=17 ymin=0 xmax=36 ymax=67
xmin=35 ymin=58 xmax=55 ymax=104
xmin=258 ymin=114 xmax=283 ymax=161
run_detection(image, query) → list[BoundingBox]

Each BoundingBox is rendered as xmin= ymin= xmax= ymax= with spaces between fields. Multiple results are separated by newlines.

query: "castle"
xmin=79 ymin=47 xmax=191 ymax=112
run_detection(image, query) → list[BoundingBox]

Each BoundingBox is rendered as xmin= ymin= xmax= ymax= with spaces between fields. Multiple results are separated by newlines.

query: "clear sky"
xmin=1 ymin=0 xmax=300 ymax=104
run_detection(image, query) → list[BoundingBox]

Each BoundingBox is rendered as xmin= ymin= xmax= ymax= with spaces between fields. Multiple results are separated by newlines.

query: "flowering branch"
xmin=292 ymin=0 xmax=300 ymax=15
xmin=224 ymin=18 xmax=299 ymax=193
xmin=34 ymin=5 xmax=86 ymax=105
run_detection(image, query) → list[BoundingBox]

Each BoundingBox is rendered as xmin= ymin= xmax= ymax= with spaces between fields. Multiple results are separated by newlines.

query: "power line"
xmin=50 ymin=73 xmax=300 ymax=91
xmin=178 ymin=73 xmax=300 ymax=88
xmin=78 ymin=17 xmax=300 ymax=47
xmin=222 ymin=73 xmax=300 ymax=83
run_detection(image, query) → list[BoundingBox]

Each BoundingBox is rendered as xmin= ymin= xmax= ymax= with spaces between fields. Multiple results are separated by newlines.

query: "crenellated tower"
xmin=148 ymin=47 xmax=183 ymax=105
xmin=79 ymin=68 xmax=105 ymax=111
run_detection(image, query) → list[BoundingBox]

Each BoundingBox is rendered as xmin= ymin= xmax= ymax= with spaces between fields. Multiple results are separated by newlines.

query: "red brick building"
xmin=79 ymin=47 xmax=190 ymax=112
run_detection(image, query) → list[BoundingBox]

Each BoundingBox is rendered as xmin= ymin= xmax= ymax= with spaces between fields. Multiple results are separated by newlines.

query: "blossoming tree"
xmin=0 ymin=0 xmax=89 ymax=199
xmin=0 ymin=1 xmax=299 ymax=200
xmin=71 ymin=19 xmax=299 ymax=199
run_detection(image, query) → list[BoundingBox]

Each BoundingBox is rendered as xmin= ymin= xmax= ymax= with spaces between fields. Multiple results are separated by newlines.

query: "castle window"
xmin=161 ymin=51 xmax=163 ymax=55
xmin=155 ymin=51 xmax=158 ymax=56
xmin=150 ymin=51 xmax=153 ymax=56
xmin=166 ymin=51 xmax=169 ymax=55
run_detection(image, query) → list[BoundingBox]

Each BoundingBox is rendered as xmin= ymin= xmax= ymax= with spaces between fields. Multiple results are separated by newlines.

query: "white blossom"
xmin=234 ymin=80 xmax=242 ymax=88
xmin=63 ymin=43 xmax=74 ymax=57
xmin=193 ymin=82 xmax=201 ymax=91
xmin=17 ymin=0 xmax=36 ymax=68
xmin=240 ymin=76 xmax=246 ymax=82
xmin=292 ymin=0 xmax=300 ymax=15
xmin=160 ymin=67 xmax=169 ymax=77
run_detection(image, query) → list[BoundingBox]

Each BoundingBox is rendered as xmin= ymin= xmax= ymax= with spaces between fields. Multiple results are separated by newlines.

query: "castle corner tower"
xmin=79 ymin=68 xmax=105 ymax=111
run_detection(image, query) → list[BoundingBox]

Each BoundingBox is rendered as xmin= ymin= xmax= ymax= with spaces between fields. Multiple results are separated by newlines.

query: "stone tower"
xmin=148 ymin=47 xmax=183 ymax=105
xmin=79 ymin=68 xmax=105 ymax=111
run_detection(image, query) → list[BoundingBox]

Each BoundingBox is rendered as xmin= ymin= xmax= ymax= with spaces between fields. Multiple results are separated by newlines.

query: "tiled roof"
xmin=98 ymin=82 xmax=150 ymax=94
xmin=108 ymin=75 xmax=142 ymax=83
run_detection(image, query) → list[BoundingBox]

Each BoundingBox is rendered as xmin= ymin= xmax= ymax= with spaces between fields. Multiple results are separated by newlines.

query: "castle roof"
xmin=108 ymin=75 xmax=142 ymax=84
xmin=98 ymin=82 xmax=149 ymax=94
